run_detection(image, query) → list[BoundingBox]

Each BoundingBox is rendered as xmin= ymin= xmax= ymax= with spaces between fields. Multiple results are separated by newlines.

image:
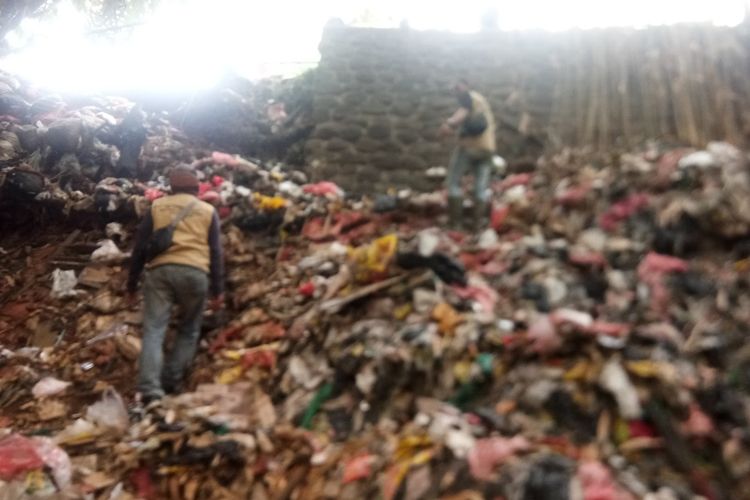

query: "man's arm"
xmin=208 ymin=210 xmax=224 ymax=297
xmin=445 ymin=107 xmax=470 ymax=128
xmin=127 ymin=213 xmax=153 ymax=293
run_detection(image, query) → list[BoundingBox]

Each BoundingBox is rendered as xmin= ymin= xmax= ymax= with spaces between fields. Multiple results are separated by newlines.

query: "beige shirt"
xmin=459 ymin=91 xmax=496 ymax=154
xmin=148 ymin=193 xmax=215 ymax=273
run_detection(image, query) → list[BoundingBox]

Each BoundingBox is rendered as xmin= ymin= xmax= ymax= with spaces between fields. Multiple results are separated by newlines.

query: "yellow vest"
xmin=147 ymin=193 xmax=214 ymax=273
xmin=460 ymin=91 xmax=496 ymax=155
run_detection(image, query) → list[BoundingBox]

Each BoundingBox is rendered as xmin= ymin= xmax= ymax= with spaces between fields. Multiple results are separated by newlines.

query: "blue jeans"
xmin=446 ymin=148 xmax=492 ymax=202
xmin=137 ymin=264 xmax=208 ymax=398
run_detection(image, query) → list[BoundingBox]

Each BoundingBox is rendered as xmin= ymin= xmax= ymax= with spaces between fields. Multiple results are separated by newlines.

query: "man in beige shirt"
xmin=439 ymin=80 xmax=496 ymax=230
xmin=128 ymin=167 xmax=224 ymax=403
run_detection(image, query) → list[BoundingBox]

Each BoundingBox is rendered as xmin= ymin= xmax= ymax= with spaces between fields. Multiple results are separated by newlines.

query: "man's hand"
xmin=438 ymin=123 xmax=453 ymax=138
xmin=208 ymin=294 xmax=225 ymax=311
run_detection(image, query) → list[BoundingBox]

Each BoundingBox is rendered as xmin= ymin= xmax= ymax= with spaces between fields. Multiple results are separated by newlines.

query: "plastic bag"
xmin=599 ymin=358 xmax=642 ymax=419
xmin=51 ymin=269 xmax=79 ymax=299
xmin=0 ymin=434 xmax=44 ymax=481
xmin=254 ymin=193 xmax=287 ymax=211
xmin=303 ymin=181 xmax=344 ymax=198
xmin=91 ymin=239 xmax=127 ymax=264
xmin=342 ymin=454 xmax=376 ymax=484
xmin=468 ymin=436 xmax=530 ymax=480
xmin=527 ymin=314 xmax=561 ymax=354
xmin=348 ymin=234 xmax=398 ymax=281
xmin=85 ymin=388 xmax=129 ymax=433
xmin=32 ymin=377 xmax=71 ymax=398
xmin=30 ymin=436 xmax=71 ymax=489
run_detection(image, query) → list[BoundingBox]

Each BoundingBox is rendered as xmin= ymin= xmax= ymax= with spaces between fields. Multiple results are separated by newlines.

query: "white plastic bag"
xmin=599 ymin=357 xmax=643 ymax=419
xmin=32 ymin=377 xmax=71 ymax=398
xmin=91 ymin=239 xmax=127 ymax=264
xmin=85 ymin=388 xmax=129 ymax=433
xmin=51 ymin=269 xmax=79 ymax=299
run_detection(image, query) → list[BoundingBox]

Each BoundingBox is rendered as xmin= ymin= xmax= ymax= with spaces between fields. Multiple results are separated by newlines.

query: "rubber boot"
xmin=472 ymin=199 xmax=489 ymax=232
xmin=447 ymin=196 xmax=463 ymax=230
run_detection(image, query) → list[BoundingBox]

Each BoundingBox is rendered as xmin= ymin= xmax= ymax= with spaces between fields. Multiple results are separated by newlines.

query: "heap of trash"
xmin=1 ymin=68 xmax=750 ymax=497
xmin=0 ymin=70 xmax=312 ymax=232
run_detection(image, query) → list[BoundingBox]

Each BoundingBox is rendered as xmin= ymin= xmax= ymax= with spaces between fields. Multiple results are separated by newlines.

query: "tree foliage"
xmin=0 ymin=0 xmax=158 ymax=52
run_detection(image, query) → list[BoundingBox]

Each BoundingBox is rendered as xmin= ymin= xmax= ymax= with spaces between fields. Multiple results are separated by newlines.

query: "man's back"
xmin=149 ymin=193 xmax=215 ymax=273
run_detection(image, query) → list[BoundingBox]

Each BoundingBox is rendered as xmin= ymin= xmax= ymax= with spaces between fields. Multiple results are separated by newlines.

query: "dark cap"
xmin=169 ymin=166 xmax=199 ymax=190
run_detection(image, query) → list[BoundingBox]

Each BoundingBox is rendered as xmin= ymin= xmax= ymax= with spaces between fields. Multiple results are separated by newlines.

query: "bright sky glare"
xmin=1 ymin=0 xmax=746 ymax=94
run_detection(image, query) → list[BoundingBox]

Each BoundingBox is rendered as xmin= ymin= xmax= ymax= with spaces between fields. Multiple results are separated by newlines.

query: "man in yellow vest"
xmin=127 ymin=167 xmax=224 ymax=403
xmin=438 ymin=80 xmax=496 ymax=231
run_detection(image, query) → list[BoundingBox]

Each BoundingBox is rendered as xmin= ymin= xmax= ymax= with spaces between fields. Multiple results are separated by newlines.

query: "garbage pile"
xmin=3 ymin=131 xmax=750 ymax=499
xmin=0 ymin=70 xmax=311 ymax=231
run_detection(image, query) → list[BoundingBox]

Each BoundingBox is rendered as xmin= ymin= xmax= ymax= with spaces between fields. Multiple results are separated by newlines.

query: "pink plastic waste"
xmin=451 ymin=284 xmax=498 ymax=314
xmin=555 ymin=184 xmax=592 ymax=206
xmin=211 ymin=151 xmax=240 ymax=167
xmin=303 ymin=181 xmax=344 ymax=197
xmin=468 ymin=436 xmax=530 ymax=480
xmin=31 ymin=437 xmax=71 ymax=489
xmin=211 ymin=175 xmax=225 ymax=187
xmin=198 ymin=182 xmax=212 ymax=196
xmin=342 ymin=454 xmax=376 ymax=484
xmin=144 ymin=188 xmax=165 ymax=201
xmin=578 ymin=461 xmax=630 ymax=500
xmin=490 ymin=204 xmax=510 ymax=231
xmin=637 ymin=252 xmax=689 ymax=314
xmin=599 ymin=193 xmax=650 ymax=231
xmin=199 ymin=190 xmax=221 ymax=204
xmin=500 ymin=173 xmax=532 ymax=190
xmin=637 ymin=252 xmax=689 ymax=278
xmin=0 ymin=434 xmax=44 ymax=481
xmin=527 ymin=314 xmax=562 ymax=354
xmin=682 ymin=403 xmax=715 ymax=437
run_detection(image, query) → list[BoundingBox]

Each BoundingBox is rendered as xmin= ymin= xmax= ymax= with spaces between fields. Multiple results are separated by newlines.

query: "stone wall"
xmin=306 ymin=24 xmax=750 ymax=193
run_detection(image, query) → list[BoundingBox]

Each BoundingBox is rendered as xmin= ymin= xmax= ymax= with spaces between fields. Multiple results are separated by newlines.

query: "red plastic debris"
xmin=301 ymin=212 xmax=370 ymax=242
xmin=303 ymin=181 xmax=343 ymax=197
xmin=599 ymin=193 xmax=650 ymax=232
xmin=246 ymin=321 xmax=285 ymax=343
xmin=342 ymin=453 xmax=376 ymax=484
xmin=241 ymin=349 xmax=277 ymax=371
xmin=556 ymin=184 xmax=592 ymax=206
xmin=209 ymin=324 xmax=244 ymax=353
xmin=298 ymin=281 xmax=316 ymax=297
xmin=468 ymin=436 xmax=530 ymax=480
xmin=199 ymin=190 xmax=220 ymax=204
xmin=0 ymin=434 xmax=44 ymax=481
xmin=681 ymin=403 xmax=715 ymax=437
xmin=130 ymin=467 xmax=155 ymax=499
xmin=211 ymin=175 xmax=225 ymax=187
xmin=490 ymin=204 xmax=510 ymax=231
xmin=628 ymin=420 xmax=658 ymax=439
xmin=500 ymin=173 xmax=532 ymax=190
xmin=198 ymin=182 xmax=212 ymax=196
xmin=637 ymin=252 xmax=689 ymax=314
xmin=218 ymin=206 xmax=231 ymax=218
xmin=144 ymin=188 xmax=165 ymax=201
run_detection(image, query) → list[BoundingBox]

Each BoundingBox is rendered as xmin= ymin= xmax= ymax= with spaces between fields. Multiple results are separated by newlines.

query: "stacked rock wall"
xmin=306 ymin=25 xmax=750 ymax=193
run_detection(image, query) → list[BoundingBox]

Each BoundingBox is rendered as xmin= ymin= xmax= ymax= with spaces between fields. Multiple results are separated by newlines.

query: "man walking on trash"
xmin=127 ymin=167 xmax=224 ymax=404
xmin=439 ymin=79 xmax=497 ymax=231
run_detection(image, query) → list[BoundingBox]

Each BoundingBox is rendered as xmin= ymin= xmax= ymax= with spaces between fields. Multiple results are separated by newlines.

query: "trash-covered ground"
xmin=2 ymin=67 xmax=750 ymax=498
